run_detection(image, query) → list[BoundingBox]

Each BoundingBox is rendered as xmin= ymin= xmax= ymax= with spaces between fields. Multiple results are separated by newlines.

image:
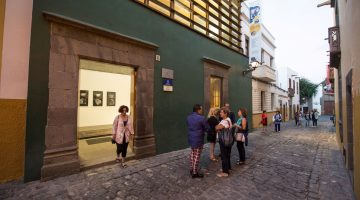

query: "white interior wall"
xmin=78 ymin=69 xmax=131 ymax=127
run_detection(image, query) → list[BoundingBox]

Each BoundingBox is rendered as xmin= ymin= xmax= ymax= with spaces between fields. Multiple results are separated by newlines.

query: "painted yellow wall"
xmin=0 ymin=99 xmax=26 ymax=183
xmin=354 ymin=93 xmax=360 ymax=198
xmin=0 ymin=0 xmax=6 ymax=77
xmin=336 ymin=0 xmax=360 ymax=198
xmin=252 ymin=111 xmax=277 ymax=129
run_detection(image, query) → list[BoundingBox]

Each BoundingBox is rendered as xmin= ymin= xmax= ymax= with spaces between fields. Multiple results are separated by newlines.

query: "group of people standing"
xmin=186 ymin=103 xmax=248 ymax=179
xmin=295 ymin=109 xmax=320 ymax=127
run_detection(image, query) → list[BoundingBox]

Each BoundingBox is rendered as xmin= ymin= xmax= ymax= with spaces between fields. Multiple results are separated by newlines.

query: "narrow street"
xmin=0 ymin=116 xmax=355 ymax=200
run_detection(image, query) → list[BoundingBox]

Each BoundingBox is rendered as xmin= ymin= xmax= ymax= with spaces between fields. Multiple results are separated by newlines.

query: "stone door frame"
xmin=41 ymin=12 xmax=157 ymax=180
xmin=203 ymin=57 xmax=231 ymax=113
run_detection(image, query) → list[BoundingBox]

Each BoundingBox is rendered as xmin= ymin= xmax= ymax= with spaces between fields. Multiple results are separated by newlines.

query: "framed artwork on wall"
xmin=93 ymin=91 xmax=103 ymax=106
xmin=107 ymin=92 xmax=116 ymax=106
xmin=79 ymin=90 xmax=89 ymax=106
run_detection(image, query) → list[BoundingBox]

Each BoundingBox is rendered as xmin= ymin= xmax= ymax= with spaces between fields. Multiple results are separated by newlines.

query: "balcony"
xmin=288 ymin=88 xmax=295 ymax=97
xmin=328 ymin=26 xmax=341 ymax=68
xmin=252 ymin=64 xmax=276 ymax=82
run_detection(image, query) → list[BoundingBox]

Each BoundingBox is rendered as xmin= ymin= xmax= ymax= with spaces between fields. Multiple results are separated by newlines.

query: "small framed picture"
xmin=107 ymin=92 xmax=116 ymax=106
xmin=79 ymin=90 xmax=89 ymax=106
xmin=93 ymin=91 xmax=103 ymax=106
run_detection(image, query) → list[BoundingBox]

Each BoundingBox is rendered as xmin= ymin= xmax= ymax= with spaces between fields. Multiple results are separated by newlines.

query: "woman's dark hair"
xmin=263 ymin=110 xmax=266 ymax=113
xmin=220 ymin=107 xmax=230 ymax=117
xmin=240 ymin=108 xmax=248 ymax=118
xmin=118 ymin=105 xmax=129 ymax=113
xmin=193 ymin=104 xmax=202 ymax=112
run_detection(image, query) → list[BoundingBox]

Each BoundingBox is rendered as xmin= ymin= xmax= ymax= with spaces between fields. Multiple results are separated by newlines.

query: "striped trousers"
xmin=190 ymin=146 xmax=203 ymax=174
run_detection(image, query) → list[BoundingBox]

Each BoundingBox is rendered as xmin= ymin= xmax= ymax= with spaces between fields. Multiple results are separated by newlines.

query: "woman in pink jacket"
xmin=112 ymin=105 xmax=134 ymax=167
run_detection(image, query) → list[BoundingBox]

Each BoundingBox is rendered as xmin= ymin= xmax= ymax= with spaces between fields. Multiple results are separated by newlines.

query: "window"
xmin=210 ymin=77 xmax=222 ymax=108
xmin=296 ymin=82 xmax=299 ymax=94
xmin=270 ymin=56 xmax=274 ymax=67
xmin=289 ymin=78 xmax=291 ymax=88
xmin=271 ymin=93 xmax=275 ymax=110
xmin=261 ymin=91 xmax=265 ymax=111
xmin=245 ymin=36 xmax=249 ymax=56
xmin=135 ymin=0 xmax=242 ymax=53
xmin=293 ymin=80 xmax=295 ymax=90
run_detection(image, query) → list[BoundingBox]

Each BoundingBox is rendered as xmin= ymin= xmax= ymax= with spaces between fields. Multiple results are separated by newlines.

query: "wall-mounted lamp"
xmin=243 ymin=59 xmax=262 ymax=75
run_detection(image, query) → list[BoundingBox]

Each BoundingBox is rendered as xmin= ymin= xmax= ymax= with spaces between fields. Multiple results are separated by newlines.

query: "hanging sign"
xmin=249 ymin=0 xmax=262 ymax=63
xmin=163 ymin=79 xmax=173 ymax=92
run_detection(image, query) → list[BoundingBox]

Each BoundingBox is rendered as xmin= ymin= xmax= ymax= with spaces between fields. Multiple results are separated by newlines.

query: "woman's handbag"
xmin=235 ymin=132 xmax=245 ymax=142
xmin=219 ymin=120 xmax=234 ymax=147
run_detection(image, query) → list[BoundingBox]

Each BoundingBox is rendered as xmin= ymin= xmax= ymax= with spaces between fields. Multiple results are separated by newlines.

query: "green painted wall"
xmin=26 ymin=0 xmax=251 ymax=181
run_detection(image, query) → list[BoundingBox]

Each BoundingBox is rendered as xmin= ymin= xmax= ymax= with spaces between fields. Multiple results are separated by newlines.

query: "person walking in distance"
xmin=260 ymin=110 xmax=268 ymax=133
xmin=313 ymin=109 xmax=320 ymax=127
xmin=207 ymin=107 xmax=220 ymax=162
xmin=305 ymin=111 xmax=311 ymax=127
xmin=186 ymin=104 xmax=207 ymax=178
xmin=273 ymin=111 xmax=282 ymax=132
xmin=311 ymin=110 xmax=316 ymax=127
xmin=234 ymin=108 xmax=248 ymax=165
xmin=112 ymin=105 xmax=134 ymax=168
xmin=295 ymin=111 xmax=300 ymax=126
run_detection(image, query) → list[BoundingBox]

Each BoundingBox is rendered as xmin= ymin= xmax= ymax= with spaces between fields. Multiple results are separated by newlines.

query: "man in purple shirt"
xmin=186 ymin=104 xmax=207 ymax=178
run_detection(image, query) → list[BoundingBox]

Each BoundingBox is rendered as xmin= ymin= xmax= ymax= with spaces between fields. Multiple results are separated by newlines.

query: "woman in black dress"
xmin=207 ymin=107 xmax=220 ymax=161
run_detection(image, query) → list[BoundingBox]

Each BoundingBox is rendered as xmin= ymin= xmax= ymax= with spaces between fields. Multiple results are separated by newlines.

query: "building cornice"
xmin=43 ymin=11 xmax=159 ymax=50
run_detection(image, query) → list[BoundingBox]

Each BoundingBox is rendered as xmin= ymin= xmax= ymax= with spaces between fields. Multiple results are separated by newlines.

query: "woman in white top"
xmin=215 ymin=107 xmax=232 ymax=177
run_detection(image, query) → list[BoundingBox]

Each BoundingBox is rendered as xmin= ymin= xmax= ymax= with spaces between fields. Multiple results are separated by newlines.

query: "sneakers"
xmin=236 ymin=160 xmax=245 ymax=165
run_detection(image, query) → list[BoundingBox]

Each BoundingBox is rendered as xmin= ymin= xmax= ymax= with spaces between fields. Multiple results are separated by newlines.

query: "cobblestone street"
xmin=0 ymin=116 xmax=355 ymax=200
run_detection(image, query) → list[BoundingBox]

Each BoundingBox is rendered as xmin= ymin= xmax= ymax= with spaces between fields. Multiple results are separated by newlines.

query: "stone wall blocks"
xmin=138 ymin=93 xmax=153 ymax=107
xmin=51 ymin=36 xmax=73 ymax=55
xmin=49 ymin=71 xmax=78 ymax=90
xmin=64 ymin=89 xmax=78 ymax=108
xmin=98 ymin=46 xmax=113 ymax=61
xmin=97 ymin=36 xmax=130 ymax=52
xmin=49 ymin=53 xmax=66 ymax=72
xmin=47 ymin=108 xmax=77 ymax=126
xmin=65 ymin=55 xmax=79 ymax=74
xmin=45 ymin=125 xmax=63 ymax=148
xmin=48 ymin=89 xmax=64 ymax=108
xmin=71 ymin=40 xmax=98 ymax=58
xmin=112 ymin=49 xmax=129 ymax=64
xmin=52 ymin=23 xmax=95 ymax=44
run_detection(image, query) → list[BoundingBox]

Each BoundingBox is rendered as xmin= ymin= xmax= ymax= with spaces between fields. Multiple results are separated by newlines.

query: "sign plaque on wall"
xmin=161 ymin=68 xmax=174 ymax=79
xmin=163 ymin=79 xmax=173 ymax=92
xmin=162 ymin=68 xmax=174 ymax=92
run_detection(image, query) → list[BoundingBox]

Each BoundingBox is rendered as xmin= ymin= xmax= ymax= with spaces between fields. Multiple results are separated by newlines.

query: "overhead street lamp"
xmin=243 ymin=59 xmax=262 ymax=75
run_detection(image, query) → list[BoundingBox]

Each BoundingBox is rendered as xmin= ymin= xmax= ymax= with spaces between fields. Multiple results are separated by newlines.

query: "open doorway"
xmin=77 ymin=59 xmax=136 ymax=168
xmin=346 ymin=69 xmax=354 ymax=185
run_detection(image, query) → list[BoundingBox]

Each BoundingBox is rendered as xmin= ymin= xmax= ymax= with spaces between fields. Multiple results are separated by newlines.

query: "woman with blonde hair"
xmin=207 ymin=107 xmax=220 ymax=161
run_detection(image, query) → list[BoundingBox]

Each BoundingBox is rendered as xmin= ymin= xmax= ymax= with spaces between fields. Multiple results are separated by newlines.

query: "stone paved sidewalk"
xmin=0 ymin=116 xmax=355 ymax=200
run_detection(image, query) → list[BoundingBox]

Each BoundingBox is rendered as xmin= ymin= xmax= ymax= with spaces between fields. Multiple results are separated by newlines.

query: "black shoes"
xmin=192 ymin=173 xmax=204 ymax=178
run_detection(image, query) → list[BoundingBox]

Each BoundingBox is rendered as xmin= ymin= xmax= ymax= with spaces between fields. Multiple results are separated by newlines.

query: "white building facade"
xmin=241 ymin=2 xmax=289 ymax=127
xmin=278 ymin=67 xmax=301 ymax=119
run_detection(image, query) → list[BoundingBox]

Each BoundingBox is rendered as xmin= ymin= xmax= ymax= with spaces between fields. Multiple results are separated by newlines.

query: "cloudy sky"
xmin=259 ymin=0 xmax=334 ymax=84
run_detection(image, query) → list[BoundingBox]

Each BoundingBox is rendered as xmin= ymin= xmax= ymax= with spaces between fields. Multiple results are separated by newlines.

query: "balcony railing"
xmin=288 ymin=88 xmax=295 ymax=97
xmin=328 ymin=26 xmax=341 ymax=68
